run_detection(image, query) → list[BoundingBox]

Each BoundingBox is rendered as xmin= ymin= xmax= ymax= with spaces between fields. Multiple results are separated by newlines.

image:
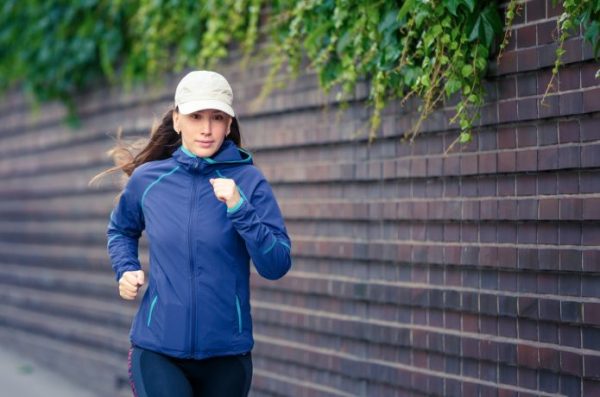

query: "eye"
xmin=213 ymin=113 xmax=225 ymax=121
xmin=190 ymin=113 xmax=200 ymax=120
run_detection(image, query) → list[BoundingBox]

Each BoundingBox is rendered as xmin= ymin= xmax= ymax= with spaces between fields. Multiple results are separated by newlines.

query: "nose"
xmin=199 ymin=118 xmax=212 ymax=135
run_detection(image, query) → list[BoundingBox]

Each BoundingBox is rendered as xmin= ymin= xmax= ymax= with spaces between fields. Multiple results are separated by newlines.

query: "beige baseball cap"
xmin=174 ymin=70 xmax=235 ymax=117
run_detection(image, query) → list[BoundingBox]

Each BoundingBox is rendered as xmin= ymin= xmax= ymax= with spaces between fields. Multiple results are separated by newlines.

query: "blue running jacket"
xmin=107 ymin=139 xmax=292 ymax=359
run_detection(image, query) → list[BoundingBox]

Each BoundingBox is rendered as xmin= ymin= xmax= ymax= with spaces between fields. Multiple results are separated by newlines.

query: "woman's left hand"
xmin=209 ymin=178 xmax=242 ymax=209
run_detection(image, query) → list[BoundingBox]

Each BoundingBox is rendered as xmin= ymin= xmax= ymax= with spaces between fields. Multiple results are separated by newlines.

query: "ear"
xmin=172 ymin=110 xmax=180 ymax=133
xmin=226 ymin=117 xmax=233 ymax=136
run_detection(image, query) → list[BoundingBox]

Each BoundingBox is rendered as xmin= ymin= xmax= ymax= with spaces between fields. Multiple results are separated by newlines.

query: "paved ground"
xmin=0 ymin=345 xmax=98 ymax=397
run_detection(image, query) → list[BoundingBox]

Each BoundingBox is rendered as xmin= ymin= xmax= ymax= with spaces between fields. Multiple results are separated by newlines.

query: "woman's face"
xmin=172 ymin=109 xmax=232 ymax=157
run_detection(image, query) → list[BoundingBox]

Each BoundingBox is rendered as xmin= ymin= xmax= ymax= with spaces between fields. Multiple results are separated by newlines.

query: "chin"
xmin=193 ymin=149 xmax=217 ymax=157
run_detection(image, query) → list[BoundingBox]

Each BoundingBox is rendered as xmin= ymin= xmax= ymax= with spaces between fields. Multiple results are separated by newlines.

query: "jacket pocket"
xmin=145 ymin=292 xmax=188 ymax=351
xmin=235 ymin=294 xmax=242 ymax=334
xmin=147 ymin=295 xmax=158 ymax=327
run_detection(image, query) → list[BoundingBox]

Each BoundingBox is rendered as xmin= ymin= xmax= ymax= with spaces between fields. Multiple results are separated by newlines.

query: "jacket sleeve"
xmin=227 ymin=178 xmax=292 ymax=280
xmin=107 ymin=176 xmax=145 ymax=282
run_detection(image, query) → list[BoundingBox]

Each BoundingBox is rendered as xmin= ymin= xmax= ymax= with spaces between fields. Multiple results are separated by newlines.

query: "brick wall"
xmin=0 ymin=1 xmax=599 ymax=395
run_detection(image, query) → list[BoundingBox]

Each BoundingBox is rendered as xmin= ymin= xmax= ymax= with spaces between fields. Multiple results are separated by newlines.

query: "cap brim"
xmin=178 ymin=100 xmax=235 ymax=117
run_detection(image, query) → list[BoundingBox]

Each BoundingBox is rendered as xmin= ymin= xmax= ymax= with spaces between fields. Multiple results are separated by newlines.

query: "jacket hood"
xmin=172 ymin=139 xmax=253 ymax=171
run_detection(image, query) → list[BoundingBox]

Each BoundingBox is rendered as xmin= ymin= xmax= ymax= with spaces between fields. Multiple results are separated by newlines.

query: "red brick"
xmin=558 ymin=120 xmax=580 ymax=143
xmin=498 ymin=151 xmax=516 ymax=173
xmin=581 ymin=236 xmax=599 ymax=264
xmin=563 ymin=38 xmax=583 ymax=64
xmin=498 ymin=50 xmax=518 ymax=75
xmin=582 ymin=225 xmax=600 ymax=245
xmin=499 ymin=101 xmax=519 ymax=123
xmin=516 ymin=149 xmax=538 ymax=172
xmin=557 ymin=146 xmax=580 ymax=168
xmin=583 ymin=380 xmax=600 ymax=397
xmin=537 ymin=223 xmax=558 ymax=244
xmin=583 ymin=87 xmax=600 ymax=112
xmin=443 ymin=156 xmax=460 ymax=176
xmin=410 ymin=157 xmax=427 ymax=177
xmin=538 ymin=69 xmax=557 ymax=95
xmin=557 ymin=172 xmax=579 ymax=193
xmin=584 ymin=355 xmax=600 ymax=378
xmin=539 ymin=42 xmax=559 ymax=68
xmin=583 ymin=302 xmax=600 ymax=326
xmin=499 ymin=76 xmax=517 ymax=100
xmin=517 ymin=344 xmax=538 ymax=368
xmin=479 ymin=153 xmax=497 ymax=174
xmin=498 ymin=388 xmax=518 ymax=397
xmin=517 ymin=223 xmax=537 ymax=244
xmin=519 ymin=97 xmax=539 ymax=120
xmin=560 ymin=224 xmax=581 ymax=245
xmin=539 ymin=198 xmax=559 ymax=219
xmin=583 ymin=40 xmax=596 ymax=60
xmin=539 ymin=94 xmax=560 ymax=118
xmin=518 ymin=48 xmax=539 ymax=71
xmin=537 ymin=173 xmax=557 ymax=194
xmin=539 ymin=347 xmax=560 ymax=372
xmin=537 ymin=147 xmax=558 ymax=170
xmin=516 ymin=125 xmax=537 ymax=147
xmin=460 ymin=153 xmax=478 ymax=175
xmin=560 ymin=249 xmax=582 ymax=272
xmin=426 ymin=157 xmax=442 ymax=177
xmin=581 ymin=171 xmax=600 ymax=193
xmin=581 ymin=62 xmax=600 ymax=87
xmin=517 ymin=25 xmax=537 ymax=48
xmin=580 ymin=117 xmax=600 ymax=141
xmin=559 ymin=66 xmax=581 ymax=91
xmin=560 ymin=198 xmax=583 ymax=220
xmin=537 ymin=20 xmax=557 ymax=45
xmin=526 ymin=0 xmax=546 ymax=21
xmin=583 ymin=197 xmax=600 ymax=220
xmin=582 ymin=144 xmax=600 ymax=167
xmin=559 ymin=91 xmax=583 ymax=115
xmin=518 ymin=74 xmax=537 ymax=98
xmin=516 ymin=175 xmax=537 ymax=196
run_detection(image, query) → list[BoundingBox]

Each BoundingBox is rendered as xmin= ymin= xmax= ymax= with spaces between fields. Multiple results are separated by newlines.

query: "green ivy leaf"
xmin=445 ymin=0 xmax=476 ymax=16
xmin=445 ymin=78 xmax=461 ymax=96
xmin=402 ymin=66 xmax=420 ymax=86
xmin=336 ymin=30 xmax=352 ymax=56
xmin=379 ymin=8 xmax=400 ymax=33
xmin=469 ymin=3 xmax=502 ymax=47
xmin=459 ymin=131 xmax=472 ymax=143
xmin=461 ymin=64 xmax=473 ymax=77
xmin=398 ymin=0 xmax=416 ymax=22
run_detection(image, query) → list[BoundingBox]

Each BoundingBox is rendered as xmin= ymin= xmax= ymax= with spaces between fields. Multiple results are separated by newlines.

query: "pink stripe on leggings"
xmin=128 ymin=346 xmax=139 ymax=397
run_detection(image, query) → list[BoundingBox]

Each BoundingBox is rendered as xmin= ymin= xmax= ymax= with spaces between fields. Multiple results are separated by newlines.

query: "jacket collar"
xmin=172 ymin=139 xmax=253 ymax=172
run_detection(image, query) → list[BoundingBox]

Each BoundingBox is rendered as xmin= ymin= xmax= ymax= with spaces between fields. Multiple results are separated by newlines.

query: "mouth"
xmin=195 ymin=140 xmax=214 ymax=148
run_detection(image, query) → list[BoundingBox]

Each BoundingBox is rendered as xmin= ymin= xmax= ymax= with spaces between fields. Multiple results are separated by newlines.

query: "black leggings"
xmin=128 ymin=345 xmax=252 ymax=397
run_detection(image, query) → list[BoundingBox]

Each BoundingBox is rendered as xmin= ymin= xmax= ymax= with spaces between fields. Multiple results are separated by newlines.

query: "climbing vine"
xmin=543 ymin=0 xmax=600 ymax=101
xmin=0 ymin=1 xmax=598 ymax=144
xmin=265 ymin=0 xmax=501 ymax=144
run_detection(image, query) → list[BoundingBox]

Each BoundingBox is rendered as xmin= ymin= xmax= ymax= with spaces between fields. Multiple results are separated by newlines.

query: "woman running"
xmin=103 ymin=70 xmax=292 ymax=396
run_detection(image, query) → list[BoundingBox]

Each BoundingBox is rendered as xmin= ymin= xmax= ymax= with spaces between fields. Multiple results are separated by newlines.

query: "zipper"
xmin=188 ymin=160 xmax=199 ymax=357
xmin=235 ymin=294 xmax=242 ymax=334
xmin=147 ymin=295 xmax=158 ymax=327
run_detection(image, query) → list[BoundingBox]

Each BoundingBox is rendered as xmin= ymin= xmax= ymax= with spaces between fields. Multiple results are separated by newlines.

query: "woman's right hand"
xmin=118 ymin=270 xmax=145 ymax=300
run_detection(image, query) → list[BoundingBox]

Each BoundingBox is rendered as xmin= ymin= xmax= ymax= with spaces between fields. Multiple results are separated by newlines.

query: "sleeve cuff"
xmin=226 ymin=196 xmax=245 ymax=213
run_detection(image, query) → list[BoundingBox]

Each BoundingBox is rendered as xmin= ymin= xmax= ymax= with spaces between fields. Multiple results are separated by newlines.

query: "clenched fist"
xmin=119 ymin=270 xmax=145 ymax=300
xmin=209 ymin=178 xmax=242 ymax=209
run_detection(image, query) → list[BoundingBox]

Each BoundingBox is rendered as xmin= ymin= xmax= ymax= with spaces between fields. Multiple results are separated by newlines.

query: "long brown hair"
xmin=91 ymin=108 xmax=242 ymax=185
